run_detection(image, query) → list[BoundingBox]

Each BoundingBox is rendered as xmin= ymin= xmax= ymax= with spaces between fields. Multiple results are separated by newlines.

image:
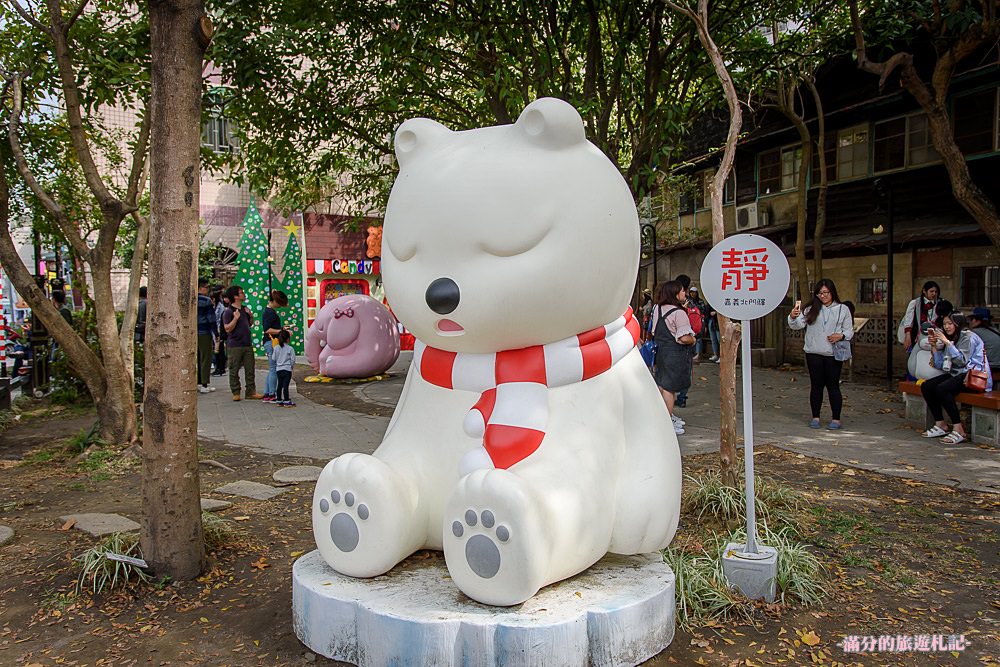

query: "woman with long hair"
xmin=261 ymin=289 xmax=289 ymax=403
xmin=787 ymin=279 xmax=854 ymax=429
xmin=899 ymin=280 xmax=942 ymax=380
xmin=650 ymin=280 xmax=697 ymax=435
xmin=920 ymin=312 xmax=992 ymax=444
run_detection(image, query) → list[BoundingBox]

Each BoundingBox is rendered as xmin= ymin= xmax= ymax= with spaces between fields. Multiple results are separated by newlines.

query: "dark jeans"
xmin=920 ymin=372 xmax=965 ymax=424
xmin=227 ymin=346 xmax=256 ymax=396
xmin=197 ymin=334 xmax=213 ymax=386
xmin=213 ymin=344 xmax=227 ymax=374
xmin=214 ymin=334 xmax=227 ymax=374
xmin=805 ymin=353 xmax=844 ymax=420
xmin=276 ymin=369 xmax=292 ymax=402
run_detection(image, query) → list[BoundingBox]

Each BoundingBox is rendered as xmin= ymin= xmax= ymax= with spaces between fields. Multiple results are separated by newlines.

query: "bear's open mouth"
xmin=436 ymin=319 xmax=465 ymax=336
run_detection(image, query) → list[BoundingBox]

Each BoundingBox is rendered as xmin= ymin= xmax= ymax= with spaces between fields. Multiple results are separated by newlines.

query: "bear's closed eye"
xmin=478 ymin=224 xmax=551 ymax=258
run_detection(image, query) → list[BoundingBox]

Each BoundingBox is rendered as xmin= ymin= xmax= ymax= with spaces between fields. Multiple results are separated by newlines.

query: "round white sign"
xmin=698 ymin=234 xmax=790 ymax=321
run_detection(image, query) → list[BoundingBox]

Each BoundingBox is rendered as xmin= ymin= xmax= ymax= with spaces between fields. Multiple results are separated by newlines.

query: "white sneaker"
xmin=671 ymin=414 xmax=685 ymax=427
xmin=714 ymin=357 xmax=721 ymax=364
xmin=198 ymin=386 xmax=210 ymax=394
xmin=708 ymin=355 xmax=719 ymax=362
xmin=674 ymin=423 xmax=685 ymax=435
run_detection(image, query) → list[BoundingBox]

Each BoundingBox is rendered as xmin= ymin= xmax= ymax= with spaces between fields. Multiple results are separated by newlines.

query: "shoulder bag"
xmin=832 ymin=305 xmax=852 ymax=362
xmin=965 ymin=346 xmax=989 ymax=392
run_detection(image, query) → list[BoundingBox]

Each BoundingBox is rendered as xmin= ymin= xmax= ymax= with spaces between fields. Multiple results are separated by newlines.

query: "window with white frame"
xmin=961 ymin=265 xmax=1000 ymax=307
xmin=873 ymin=113 xmax=941 ymax=172
xmin=759 ymin=145 xmax=800 ymax=195
xmin=780 ymin=146 xmax=803 ymax=190
xmin=837 ymin=125 xmax=869 ymax=180
xmin=202 ymin=112 xmax=238 ymax=153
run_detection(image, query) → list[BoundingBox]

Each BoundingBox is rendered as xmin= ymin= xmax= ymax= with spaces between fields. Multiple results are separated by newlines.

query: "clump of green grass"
xmin=726 ymin=522 xmax=827 ymax=606
xmin=66 ymin=423 xmax=104 ymax=456
xmin=664 ymin=547 xmax=753 ymax=630
xmin=49 ymin=385 xmax=80 ymax=405
xmin=75 ymin=512 xmax=240 ymax=595
xmin=664 ymin=522 xmax=827 ymax=630
xmin=0 ymin=409 xmax=15 ymax=433
xmin=202 ymin=512 xmax=242 ymax=551
xmin=75 ymin=532 xmax=152 ymax=595
xmin=683 ymin=470 xmax=800 ymax=529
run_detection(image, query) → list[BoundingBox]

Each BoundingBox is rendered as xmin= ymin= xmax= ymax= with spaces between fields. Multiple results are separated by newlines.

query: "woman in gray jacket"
xmin=921 ymin=312 xmax=992 ymax=444
xmin=787 ymin=279 xmax=854 ymax=430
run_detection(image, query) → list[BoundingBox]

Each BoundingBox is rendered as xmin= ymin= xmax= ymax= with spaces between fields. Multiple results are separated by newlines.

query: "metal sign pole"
xmin=740 ymin=319 xmax=759 ymax=555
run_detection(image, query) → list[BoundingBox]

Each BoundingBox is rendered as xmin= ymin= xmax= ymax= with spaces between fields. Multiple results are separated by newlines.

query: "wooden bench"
xmin=898 ymin=380 xmax=1000 ymax=444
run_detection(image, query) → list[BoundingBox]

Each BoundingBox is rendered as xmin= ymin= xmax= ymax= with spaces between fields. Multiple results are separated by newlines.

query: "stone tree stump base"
xmin=292 ymin=550 xmax=675 ymax=667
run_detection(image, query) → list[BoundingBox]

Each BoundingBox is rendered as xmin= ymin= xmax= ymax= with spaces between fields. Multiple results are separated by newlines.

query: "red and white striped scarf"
xmin=414 ymin=308 xmax=641 ymax=469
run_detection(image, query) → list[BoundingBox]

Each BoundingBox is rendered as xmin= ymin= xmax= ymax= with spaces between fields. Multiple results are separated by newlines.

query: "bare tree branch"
xmin=6 ymin=75 xmax=92 ymax=260
xmin=124 ymin=108 xmax=151 ymax=208
xmin=44 ymin=0 xmax=119 ymax=213
xmin=5 ymin=0 xmax=49 ymax=33
xmin=0 ymin=147 xmax=105 ymax=387
xmin=65 ymin=0 xmax=90 ymax=32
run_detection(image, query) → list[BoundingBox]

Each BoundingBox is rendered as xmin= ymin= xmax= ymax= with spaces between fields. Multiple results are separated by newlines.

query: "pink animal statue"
xmin=305 ymin=294 xmax=401 ymax=378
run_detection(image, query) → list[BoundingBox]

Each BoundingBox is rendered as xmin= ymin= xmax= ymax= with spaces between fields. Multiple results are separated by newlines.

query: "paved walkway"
xmin=197 ymin=353 xmax=1000 ymax=494
xmin=196 ymin=369 xmax=388 ymax=460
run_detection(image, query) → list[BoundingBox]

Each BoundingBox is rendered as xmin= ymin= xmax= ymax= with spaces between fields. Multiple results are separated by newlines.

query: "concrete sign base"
xmin=721 ymin=542 xmax=778 ymax=602
xmin=292 ymin=550 xmax=675 ymax=667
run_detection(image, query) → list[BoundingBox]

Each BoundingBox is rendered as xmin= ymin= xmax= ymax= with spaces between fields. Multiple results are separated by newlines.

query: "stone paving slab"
xmin=213 ymin=480 xmax=288 ymax=500
xmin=59 ymin=513 xmax=140 ymax=536
xmin=0 ymin=525 xmax=13 ymax=546
xmin=200 ymin=498 xmax=233 ymax=512
xmin=273 ymin=466 xmax=322 ymax=484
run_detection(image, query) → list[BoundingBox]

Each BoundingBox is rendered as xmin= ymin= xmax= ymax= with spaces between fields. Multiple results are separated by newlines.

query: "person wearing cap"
xmin=968 ymin=307 xmax=1000 ymax=375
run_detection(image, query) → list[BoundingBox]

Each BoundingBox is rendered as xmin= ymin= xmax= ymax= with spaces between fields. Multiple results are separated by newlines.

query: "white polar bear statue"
xmin=907 ymin=333 xmax=945 ymax=381
xmin=311 ymin=97 xmax=681 ymax=606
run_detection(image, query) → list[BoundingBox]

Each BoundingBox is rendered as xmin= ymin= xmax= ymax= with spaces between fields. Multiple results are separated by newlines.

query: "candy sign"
xmin=699 ymin=234 xmax=789 ymax=321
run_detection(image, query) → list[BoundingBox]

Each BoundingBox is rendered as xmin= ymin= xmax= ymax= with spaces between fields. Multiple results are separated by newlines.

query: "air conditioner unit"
xmin=736 ymin=203 xmax=769 ymax=230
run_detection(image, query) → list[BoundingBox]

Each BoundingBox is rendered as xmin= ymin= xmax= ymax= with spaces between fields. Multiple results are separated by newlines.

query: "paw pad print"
xmin=318 ymin=489 xmax=370 ymax=552
xmin=451 ymin=508 xmax=509 ymax=579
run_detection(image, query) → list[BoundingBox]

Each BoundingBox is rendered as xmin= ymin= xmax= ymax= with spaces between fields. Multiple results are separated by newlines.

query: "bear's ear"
xmin=394 ymin=118 xmax=452 ymax=167
xmin=514 ymin=98 xmax=586 ymax=149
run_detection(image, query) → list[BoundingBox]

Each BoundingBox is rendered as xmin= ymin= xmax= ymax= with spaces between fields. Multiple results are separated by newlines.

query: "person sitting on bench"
xmin=920 ymin=312 xmax=992 ymax=445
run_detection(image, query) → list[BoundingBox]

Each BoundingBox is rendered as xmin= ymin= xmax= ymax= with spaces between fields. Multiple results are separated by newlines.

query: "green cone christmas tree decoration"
xmin=232 ymin=199 xmax=269 ymax=354
xmin=279 ymin=222 xmax=305 ymax=354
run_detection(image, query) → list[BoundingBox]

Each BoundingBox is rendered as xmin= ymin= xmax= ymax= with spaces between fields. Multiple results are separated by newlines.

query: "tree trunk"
xmin=667 ymin=0 xmax=743 ymax=486
xmin=791 ymin=128 xmax=812 ymax=296
xmin=120 ymin=212 xmax=150 ymax=381
xmin=717 ymin=315 xmax=741 ymax=487
xmin=141 ymin=0 xmax=209 ymax=580
xmin=807 ymin=78 xmax=828 ymax=278
xmin=918 ymin=91 xmax=1000 ymax=244
xmin=89 ymin=258 xmax=138 ymax=443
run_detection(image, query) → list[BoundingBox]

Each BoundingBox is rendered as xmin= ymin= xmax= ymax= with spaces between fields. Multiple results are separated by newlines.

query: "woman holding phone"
xmin=787 ymin=279 xmax=854 ymax=430
xmin=920 ymin=312 xmax=992 ymax=444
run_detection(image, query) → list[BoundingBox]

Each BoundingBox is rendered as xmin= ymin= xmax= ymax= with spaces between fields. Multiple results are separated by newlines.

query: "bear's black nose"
xmin=425 ymin=277 xmax=460 ymax=315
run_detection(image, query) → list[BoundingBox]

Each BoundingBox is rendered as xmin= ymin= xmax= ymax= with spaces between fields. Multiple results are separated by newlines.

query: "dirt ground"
xmin=0 ymin=401 xmax=998 ymax=667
